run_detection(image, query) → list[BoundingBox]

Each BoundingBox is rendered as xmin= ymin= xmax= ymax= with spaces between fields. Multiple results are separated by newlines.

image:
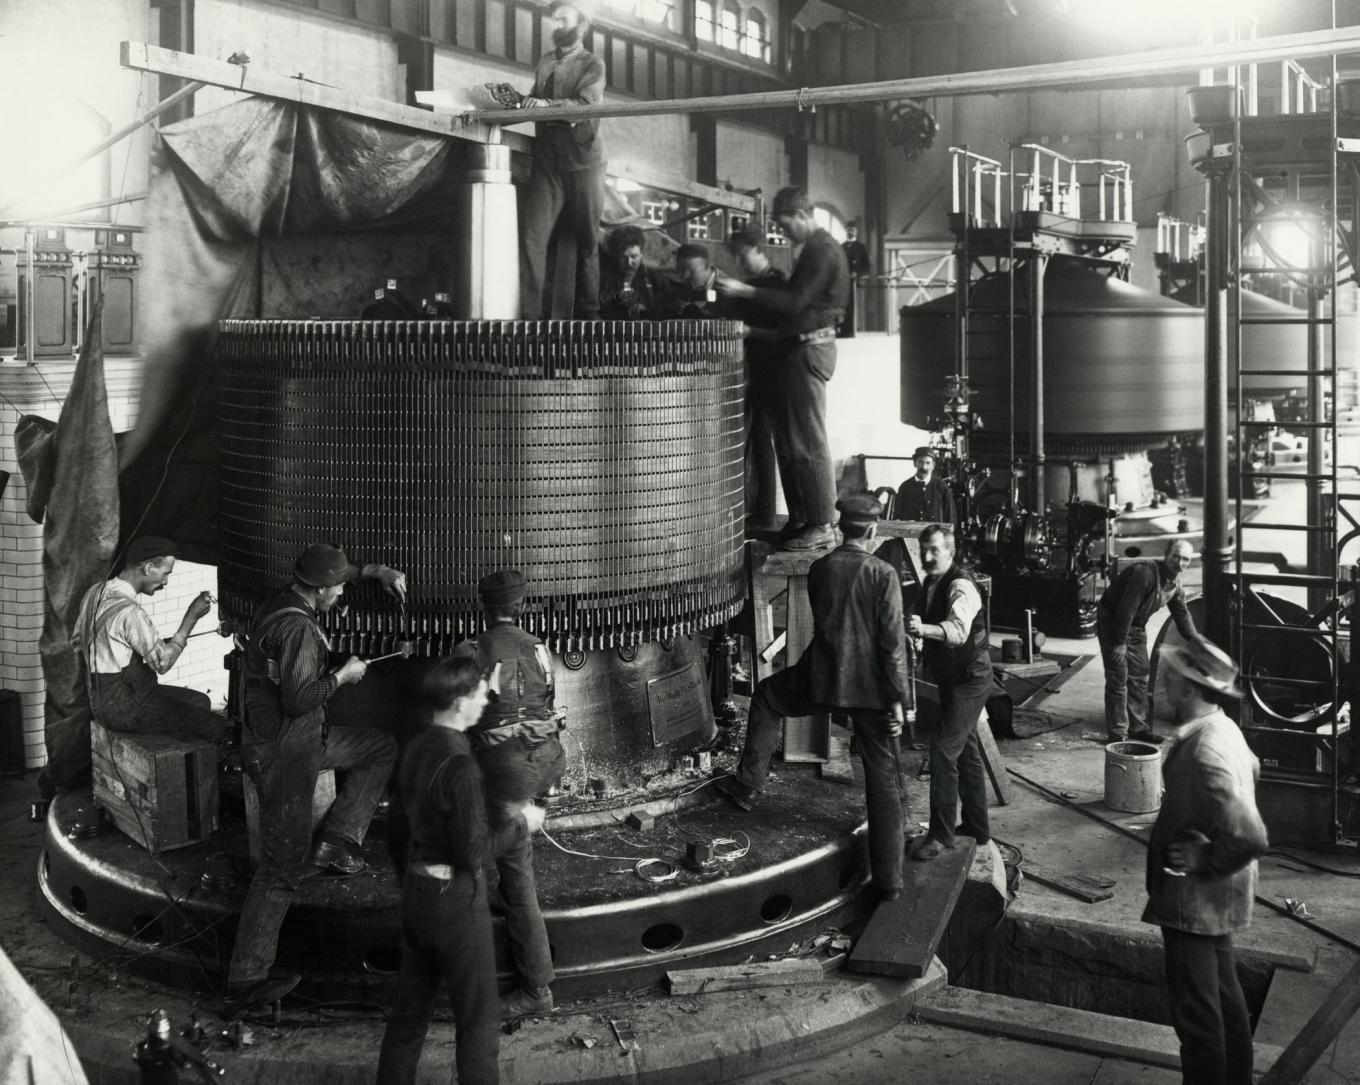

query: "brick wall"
xmin=0 ymin=358 xmax=228 ymax=771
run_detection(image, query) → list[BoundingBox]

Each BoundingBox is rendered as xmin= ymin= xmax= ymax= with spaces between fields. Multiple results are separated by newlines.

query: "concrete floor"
xmin=7 ymin=517 xmax=1360 ymax=1081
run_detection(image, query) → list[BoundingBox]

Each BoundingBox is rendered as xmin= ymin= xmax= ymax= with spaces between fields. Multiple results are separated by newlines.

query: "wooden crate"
xmin=91 ymin=721 xmax=219 ymax=853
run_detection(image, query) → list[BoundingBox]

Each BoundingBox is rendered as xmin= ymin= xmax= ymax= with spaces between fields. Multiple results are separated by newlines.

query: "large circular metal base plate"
xmin=39 ymin=766 xmax=874 ymax=1001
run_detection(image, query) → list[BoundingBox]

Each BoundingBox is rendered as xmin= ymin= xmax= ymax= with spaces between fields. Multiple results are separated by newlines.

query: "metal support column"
xmin=1202 ymin=158 xmax=1233 ymax=651
xmin=1029 ymin=253 xmax=1048 ymax=512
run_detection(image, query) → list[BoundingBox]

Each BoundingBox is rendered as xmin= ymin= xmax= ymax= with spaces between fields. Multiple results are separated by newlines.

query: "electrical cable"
xmin=1006 ymin=766 xmax=1360 ymax=955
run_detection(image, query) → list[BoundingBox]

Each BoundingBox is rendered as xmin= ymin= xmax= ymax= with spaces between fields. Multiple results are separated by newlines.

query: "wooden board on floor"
xmin=848 ymin=838 xmax=976 ymax=979
xmin=916 ymin=986 xmax=1284 ymax=1072
xmin=665 ymin=956 xmax=841 ymax=995
xmin=1021 ymin=860 xmax=1114 ymax=903
xmin=1260 ymin=954 xmax=1360 ymax=1084
xmin=976 ymin=709 xmax=1012 ymax=805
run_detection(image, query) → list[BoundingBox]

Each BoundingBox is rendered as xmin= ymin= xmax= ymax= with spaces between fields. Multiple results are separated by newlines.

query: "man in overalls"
xmin=224 ymin=543 xmax=405 ymax=1012
xmin=74 ymin=536 xmax=224 ymax=742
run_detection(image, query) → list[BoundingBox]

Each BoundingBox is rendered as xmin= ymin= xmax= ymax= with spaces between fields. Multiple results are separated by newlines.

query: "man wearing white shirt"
xmin=907 ymin=524 xmax=992 ymax=860
xmin=72 ymin=535 xmax=223 ymax=740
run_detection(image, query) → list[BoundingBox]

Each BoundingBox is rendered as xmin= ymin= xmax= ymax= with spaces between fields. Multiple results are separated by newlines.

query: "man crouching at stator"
xmin=376 ymin=655 xmax=547 ymax=1085
xmin=469 ymin=569 xmax=566 ymax=1018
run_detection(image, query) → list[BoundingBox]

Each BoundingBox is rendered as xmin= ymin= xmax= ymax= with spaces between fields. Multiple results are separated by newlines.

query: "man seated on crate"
xmin=224 ymin=542 xmax=405 ymax=1013
xmin=73 ymin=536 xmax=225 ymax=743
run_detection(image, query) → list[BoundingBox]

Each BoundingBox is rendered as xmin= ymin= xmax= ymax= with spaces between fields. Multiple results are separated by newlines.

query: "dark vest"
xmin=915 ymin=565 xmax=990 ymax=688
xmin=474 ymin=621 xmax=553 ymax=728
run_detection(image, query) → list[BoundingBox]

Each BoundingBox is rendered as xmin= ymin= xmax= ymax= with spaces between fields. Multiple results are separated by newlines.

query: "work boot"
xmin=310 ymin=839 xmax=365 ymax=876
xmin=1128 ymin=729 xmax=1164 ymax=745
xmin=713 ymin=773 xmax=760 ymax=812
xmin=781 ymin=524 xmax=836 ymax=552
xmin=501 ymin=984 xmax=554 ymax=1018
xmin=223 ymin=972 xmax=301 ymax=1014
xmin=775 ymin=520 xmax=807 ymax=542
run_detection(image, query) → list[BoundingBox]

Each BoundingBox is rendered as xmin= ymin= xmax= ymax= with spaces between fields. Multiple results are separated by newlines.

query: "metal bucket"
xmin=1103 ymin=740 xmax=1162 ymax=813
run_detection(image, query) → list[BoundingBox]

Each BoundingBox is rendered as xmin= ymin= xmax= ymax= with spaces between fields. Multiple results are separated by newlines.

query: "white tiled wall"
xmin=0 ymin=358 xmax=228 ymax=771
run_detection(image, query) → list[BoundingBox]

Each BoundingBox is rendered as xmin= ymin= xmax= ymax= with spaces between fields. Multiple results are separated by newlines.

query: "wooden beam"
xmin=612 ymin=160 xmax=757 ymax=213
xmin=466 ymin=25 xmax=1360 ymax=124
xmin=120 ymin=40 xmax=502 ymax=144
xmin=1259 ymin=955 xmax=1360 ymax=1085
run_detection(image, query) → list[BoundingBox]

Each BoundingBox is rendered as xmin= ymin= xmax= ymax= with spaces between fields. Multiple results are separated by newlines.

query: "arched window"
xmin=719 ymin=0 xmax=741 ymax=51
xmin=695 ymin=0 xmax=715 ymax=40
xmin=743 ymin=8 xmax=770 ymax=62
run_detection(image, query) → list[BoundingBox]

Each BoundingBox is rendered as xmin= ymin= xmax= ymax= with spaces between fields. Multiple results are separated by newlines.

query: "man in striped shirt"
xmin=224 ymin=543 xmax=405 ymax=1012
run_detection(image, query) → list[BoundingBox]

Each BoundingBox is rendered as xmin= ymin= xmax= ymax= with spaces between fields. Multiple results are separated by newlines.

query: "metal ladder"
xmin=1226 ymin=54 xmax=1360 ymax=837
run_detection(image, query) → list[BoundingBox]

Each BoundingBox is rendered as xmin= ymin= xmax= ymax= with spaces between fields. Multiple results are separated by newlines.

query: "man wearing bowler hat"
xmin=224 ymin=543 xmax=407 ymax=1012
xmin=468 ymin=569 xmax=565 ymax=1018
xmin=74 ymin=535 xmax=224 ymax=742
xmin=716 ymin=494 xmax=909 ymax=900
xmin=896 ymin=446 xmax=955 ymax=525
xmin=1144 ymin=638 xmax=1267 ymax=1085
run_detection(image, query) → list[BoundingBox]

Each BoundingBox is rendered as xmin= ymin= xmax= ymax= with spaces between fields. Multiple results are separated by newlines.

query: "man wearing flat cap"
xmin=896 ymin=447 xmax=955 ymax=525
xmin=466 ymin=569 xmax=564 ymax=1019
xmin=73 ymin=536 xmax=224 ymax=742
xmin=1144 ymin=638 xmax=1267 ymax=1085
xmin=502 ymin=0 xmax=607 ymax=320
xmin=717 ymin=494 xmax=910 ymax=900
xmin=224 ymin=544 xmax=406 ymax=1012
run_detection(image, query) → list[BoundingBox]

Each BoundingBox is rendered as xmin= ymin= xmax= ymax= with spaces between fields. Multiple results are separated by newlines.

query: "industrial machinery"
xmin=900 ymin=146 xmax=1201 ymax=636
xmin=1183 ymin=70 xmax=1360 ymax=845
xmin=39 ymin=317 xmax=879 ymax=1000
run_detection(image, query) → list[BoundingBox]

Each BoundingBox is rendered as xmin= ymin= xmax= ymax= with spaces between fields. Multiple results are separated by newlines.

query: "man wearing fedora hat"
xmin=895 ymin=447 xmax=954 ymax=525
xmin=1144 ymin=638 xmax=1267 ymax=1085
xmin=224 ymin=543 xmax=407 ymax=1012
xmin=467 ymin=569 xmax=565 ymax=1019
xmin=73 ymin=535 xmax=225 ymax=742
xmin=716 ymin=493 xmax=909 ymax=899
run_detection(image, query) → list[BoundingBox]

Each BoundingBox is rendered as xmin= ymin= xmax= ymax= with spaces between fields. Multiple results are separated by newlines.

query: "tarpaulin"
xmin=121 ymin=97 xmax=466 ymax=560
xmin=14 ymin=303 xmax=119 ymax=790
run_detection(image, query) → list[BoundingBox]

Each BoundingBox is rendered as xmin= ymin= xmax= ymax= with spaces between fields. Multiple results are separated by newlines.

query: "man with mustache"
xmin=908 ymin=524 xmax=992 ymax=861
xmin=510 ymin=1 xmax=607 ymax=320
xmin=74 ymin=535 xmax=224 ymax=743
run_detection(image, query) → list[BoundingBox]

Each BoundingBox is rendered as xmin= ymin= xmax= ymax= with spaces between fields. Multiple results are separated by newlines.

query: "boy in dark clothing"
xmin=376 ymin=655 xmax=546 ymax=1085
xmin=469 ymin=569 xmax=565 ymax=1018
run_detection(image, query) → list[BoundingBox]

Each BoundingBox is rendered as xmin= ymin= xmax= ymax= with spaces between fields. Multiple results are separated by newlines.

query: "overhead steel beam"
xmin=465 ymin=25 xmax=1360 ymax=125
xmin=120 ymin=41 xmax=758 ymax=214
xmin=119 ymin=40 xmax=516 ymax=146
